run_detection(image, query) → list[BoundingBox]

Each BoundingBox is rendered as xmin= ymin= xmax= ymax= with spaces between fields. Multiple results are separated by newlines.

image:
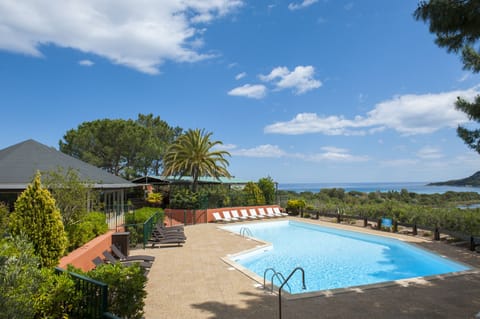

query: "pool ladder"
xmin=263 ymin=267 xmax=306 ymax=319
xmin=239 ymin=227 xmax=253 ymax=237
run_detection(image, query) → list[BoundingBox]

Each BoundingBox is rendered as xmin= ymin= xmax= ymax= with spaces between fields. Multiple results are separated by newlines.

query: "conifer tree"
xmin=9 ymin=171 xmax=67 ymax=267
xmin=415 ymin=1 xmax=480 ymax=152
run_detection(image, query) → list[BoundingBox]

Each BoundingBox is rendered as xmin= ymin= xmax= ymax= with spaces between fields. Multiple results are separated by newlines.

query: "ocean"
xmin=278 ymin=182 xmax=480 ymax=194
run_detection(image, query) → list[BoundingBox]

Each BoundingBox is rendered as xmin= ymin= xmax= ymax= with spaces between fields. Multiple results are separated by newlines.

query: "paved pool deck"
xmin=134 ymin=217 xmax=480 ymax=319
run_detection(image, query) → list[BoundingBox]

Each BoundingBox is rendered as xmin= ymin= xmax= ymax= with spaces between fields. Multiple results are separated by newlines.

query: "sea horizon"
xmin=278 ymin=182 xmax=480 ymax=194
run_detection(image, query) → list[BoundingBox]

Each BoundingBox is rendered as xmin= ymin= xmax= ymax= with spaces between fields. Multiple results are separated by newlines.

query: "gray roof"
xmin=131 ymin=175 xmax=250 ymax=185
xmin=0 ymin=139 xmax=135 ymax=190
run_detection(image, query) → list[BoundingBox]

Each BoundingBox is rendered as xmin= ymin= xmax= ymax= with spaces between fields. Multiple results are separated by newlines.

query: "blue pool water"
xmin=222 ymin=221 xmax=470 ymax=294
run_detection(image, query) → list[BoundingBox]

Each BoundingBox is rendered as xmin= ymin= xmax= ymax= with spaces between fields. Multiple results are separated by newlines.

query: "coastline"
xmin=278 ymin=182 xmax=480 ymax=194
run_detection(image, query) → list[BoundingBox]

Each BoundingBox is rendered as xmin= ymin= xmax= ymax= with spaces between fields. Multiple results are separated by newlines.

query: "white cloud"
xmin=235 ymin=72 xmax=246 ymax=80
xmin=78 ymin=59 xmax=94 ymax=67
xmin=416 ymin=146 xmax=444 ymax=159
xmin=228 ymin=84 xmax=267 ymax=99
xmin=231 ymin=144 xmax=287 ymax=157
xmin=229 ymin=144 xmax=367 ymax=162
xmin=305 ymin=146 xmax=369 ymax=162
xmin=288 ymin=0 xmax=318 ymax=11
xmin=0 ymin=1 xmax=243 ymax=74
xmin=260 ymin=65 xmax=322 ymax=94
xmin=265 ymin=87 xmax=478 ymax=135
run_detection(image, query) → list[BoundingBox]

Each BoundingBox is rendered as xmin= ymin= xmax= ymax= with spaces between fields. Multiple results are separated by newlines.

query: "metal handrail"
xmin=278 ymin=267 xmax=306 ymax=319
xmin=239 ymin=227 xmax=253 ymax=237
xmin=271 ymin=272 xmax=291 ymax=293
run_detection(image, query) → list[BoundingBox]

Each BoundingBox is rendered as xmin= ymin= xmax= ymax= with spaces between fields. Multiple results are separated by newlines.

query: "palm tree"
xmin=163 ymin=128 xmax=231 ymax=192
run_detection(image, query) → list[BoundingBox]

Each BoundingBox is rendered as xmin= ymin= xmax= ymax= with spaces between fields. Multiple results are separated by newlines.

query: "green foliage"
xmin=0 ymin=202 xmax=9 ymax=236
xmin=169 ymin=188 xmax=199 ymax=209
xmin=67 ymin=211 xmax=108 ymax=251
xmin=279 ymin=188 xmax=480 ymax=235
xmin=242 ymin=182 xmax=265 ymax=206
xmin=415 ymin=1 xmax=480 ymax=154
xmin=163 ymin=128 xmax=231 ymax=192
xmin=286 ymin=199 xmax=306 ymax=216
xmin=125 ymin=207 xmax=162 ymax=224
xmin=258 ymin=176 xmax=276 ymax=205
xmin=0 ymin=236 xmax=42 ymax=319
xmin=87 ymin=263 xmax=147 ymax=319
xmin=34 ymin=268 xmax=81 ymax=319
xmin=43 ymin=167 xmax=97 ymax=229
xmin=9 ymin=172 xmax=67 ymax=267
xmin=146 ymin=192 xmax=163 ymax=205
xmin=60 ymin=114 xmax=182 ymax=179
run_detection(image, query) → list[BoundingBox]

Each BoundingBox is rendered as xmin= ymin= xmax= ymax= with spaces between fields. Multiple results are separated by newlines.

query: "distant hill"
xmin=428 ymin=171 xmax=480 ymax=187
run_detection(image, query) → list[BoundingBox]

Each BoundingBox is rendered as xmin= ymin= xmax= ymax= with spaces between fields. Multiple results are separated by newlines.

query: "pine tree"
xmin=9 ymin=171 xmax=67 ymax=268
xmin=415 ymin=0 xmax=480 ymax=152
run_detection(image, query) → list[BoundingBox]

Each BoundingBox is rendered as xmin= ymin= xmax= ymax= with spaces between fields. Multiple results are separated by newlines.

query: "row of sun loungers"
xmin=213 ymin=207 xmax=288 ymax=223
xmin=92 ymin=244 xmax=156 ymax=275
xmin=148 ymin=223 xmax=186 ymax=248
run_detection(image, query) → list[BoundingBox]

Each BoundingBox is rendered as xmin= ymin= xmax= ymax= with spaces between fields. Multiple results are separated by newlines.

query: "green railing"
xmin=143 ymin=211 xmax=163 ymax=248
xmin=55 ymin=267 xmax=120 ymax=319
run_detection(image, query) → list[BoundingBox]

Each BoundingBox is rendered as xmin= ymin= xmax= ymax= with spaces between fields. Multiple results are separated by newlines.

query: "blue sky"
xmin=1 ymin=0 xmax=479 ymax=183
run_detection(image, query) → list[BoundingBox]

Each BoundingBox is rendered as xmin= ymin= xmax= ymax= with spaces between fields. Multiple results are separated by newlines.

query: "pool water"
xmin=222 ymin=221 xmax=470 ymax=294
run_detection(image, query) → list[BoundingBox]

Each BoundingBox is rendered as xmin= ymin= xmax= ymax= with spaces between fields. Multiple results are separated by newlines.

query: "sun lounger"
xmin=92 ymin=256 xmax=104 ymax=267
xmin=267 ymin=207 xmax=279 ymax=217
xmin=111 ymin=244 xmax=155 ymax=262
xmin=213 ymin=212 xmax=229 ymax=222
xmin=149 ymin=236 xmax=185 ymax=248
xmin=241 ymin=209 xmax=256 ymax=219
xmin=258 ymin=207 xmax=273 ymax=218
xmin=103 ymin=250 xmax=152 ymax=268
xmin=223 ymin=210 xmax=239 ymax=222
xmin=273 ymin=207 xmax=288 ymax=216
xmin=249 ymin=208 xmax=263 ymax=219
xmin=231 ymin=210 xmax=247 ymax=220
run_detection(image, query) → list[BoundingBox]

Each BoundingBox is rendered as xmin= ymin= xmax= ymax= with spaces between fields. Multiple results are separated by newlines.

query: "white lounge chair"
xmin=231 ymin=210 xmax=247 ymax=220
xmin=241 ymin=209 xmax=256 ymax=219
xmin=223 ymin=210 xmax=239 ymax=222
xmin=267 ymin=207 xmax=282 ymax=217
xmin=258 ymin=207 xmax=274 ymax=218
xmin=213 ymin=212 xmax=230 ymax=223
xmin=249 ymin=208 xmax=263 ymax=219
xmin=273 ymin=207 xmax=288 ymax=217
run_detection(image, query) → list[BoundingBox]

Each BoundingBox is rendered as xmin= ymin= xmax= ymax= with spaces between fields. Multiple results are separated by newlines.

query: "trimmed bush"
xmin=87 ymin=263 xmax=147 ymax=319
xmin=9 ymin=172 xmax=67 ymax=267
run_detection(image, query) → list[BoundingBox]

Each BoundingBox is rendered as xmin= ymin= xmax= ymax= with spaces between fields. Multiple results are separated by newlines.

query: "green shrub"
xmin=67 ymin=211 xmax=109 ymax=251
xmin=34 ymin=268 xmax=81 ymax=318
xmin=0 ymin=236 xmax=42 ymax=319
xmin=87 ymin=263 xmax=147 ymax=319
xmin=125 ymin=207 xmax=161 ymax=224
xmin=286 ymin=199 xmax=306 ymax=216
xmin=9 ymin=172 xmax=67 ymax=267
xmin=243 ymin=182 xmax=266 ymax=206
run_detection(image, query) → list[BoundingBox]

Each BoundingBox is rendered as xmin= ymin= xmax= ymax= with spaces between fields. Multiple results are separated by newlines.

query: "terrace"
xmin=139 ymin=217 xmax=480 ymax=319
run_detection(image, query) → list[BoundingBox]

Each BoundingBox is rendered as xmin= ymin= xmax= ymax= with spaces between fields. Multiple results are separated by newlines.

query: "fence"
xmin=105 ymin=204 xmax=132 ymax=230
xmin=55 ymin=267 xmax=120 ymax=319
xmin=143 ymin=211 xmax=163 ymax=248
xmin=305 ymin=210 xmax=480 ymax=251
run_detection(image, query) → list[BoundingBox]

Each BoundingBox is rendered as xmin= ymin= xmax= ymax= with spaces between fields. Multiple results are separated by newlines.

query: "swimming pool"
xmin=222 ymin=220 xmax=470 ymax=294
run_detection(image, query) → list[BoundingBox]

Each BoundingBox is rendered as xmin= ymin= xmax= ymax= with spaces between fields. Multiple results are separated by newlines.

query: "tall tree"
xmin=60 ymin=115 xmax=181 ymax=179
xmin=9 ymin=172 xmax=67 ymax=267
xmin=258 ymin=176 xmax=276 ymax=205
xmin=163 ymin=128 xmax=231 ymax=192
xmin=415 ymin=0 xmax=480 ymax=152
xmin=135 ymin=113 xmax=182 ymax=176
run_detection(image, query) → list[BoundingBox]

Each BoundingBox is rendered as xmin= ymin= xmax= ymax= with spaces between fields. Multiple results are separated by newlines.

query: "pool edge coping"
xmin=218 ymin=218 xmax=479 ymax=300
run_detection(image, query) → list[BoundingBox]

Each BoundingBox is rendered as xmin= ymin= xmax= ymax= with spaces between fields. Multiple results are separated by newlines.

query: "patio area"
xmin=135 ymin=218 xmax=480 ymax=319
